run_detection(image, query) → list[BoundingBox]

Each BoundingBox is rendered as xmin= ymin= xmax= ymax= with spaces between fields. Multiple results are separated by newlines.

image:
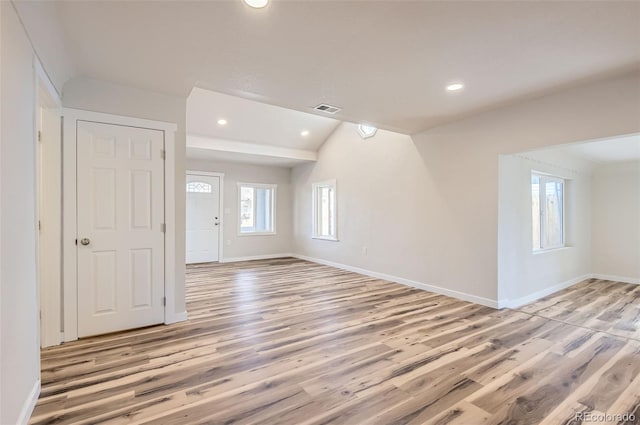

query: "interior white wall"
xmin=11 ymin=0 xmax=75 ymax=93
xmin=63 ymin=76 xmax=188 ymax=315
xmin=415 ymin=72 xmax=640 ymax=305
xmin=187 ymin=159 xmax=293 ymax=260
xmin=293 ymin=72 xmax=640 ymax=307
xmin=1 ymin=2 xmax=41 ymax=423
xmin=498 ymin=153 xmax=593 ymax=307
xmin=592 ymin=160 xmax=640 ymax=281
xmin=292 ymin=123 xmax=496 ymax=302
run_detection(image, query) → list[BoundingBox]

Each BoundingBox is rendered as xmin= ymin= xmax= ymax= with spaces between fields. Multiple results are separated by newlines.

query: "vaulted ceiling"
xmin=187 ymin=88 xmax=340 ymax=151
xmin=186 ymin=88 xmax=341 ymax=166
xmin=51 ymin=0 xmax=640 ymax=134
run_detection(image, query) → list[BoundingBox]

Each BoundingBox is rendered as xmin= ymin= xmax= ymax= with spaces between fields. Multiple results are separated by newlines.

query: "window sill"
xmin=533 ymin=246 xmax=571 ymax=255
xmin=312 ymin=236 xmax=339 ymax=242
xmin=238 ymin=232 xmax=277 ymax=237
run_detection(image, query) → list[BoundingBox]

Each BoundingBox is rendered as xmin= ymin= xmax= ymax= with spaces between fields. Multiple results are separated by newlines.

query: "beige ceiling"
xmin=55 ymin=0 xmax=640 ymax=133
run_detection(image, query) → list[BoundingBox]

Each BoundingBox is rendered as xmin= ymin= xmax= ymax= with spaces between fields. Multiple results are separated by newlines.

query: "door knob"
xmin=80 ymin=238 xmax=91 ymax=246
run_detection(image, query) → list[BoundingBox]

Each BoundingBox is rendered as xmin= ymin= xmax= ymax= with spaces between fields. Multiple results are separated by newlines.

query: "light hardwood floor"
xmin=31 ymin=258 xmax=640 ymax=424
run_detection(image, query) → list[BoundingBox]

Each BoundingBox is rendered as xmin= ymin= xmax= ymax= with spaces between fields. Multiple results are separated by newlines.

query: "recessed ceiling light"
xmin=217 ymin=119 xmax=228 ymax=126
xmin=301 ymin=130 xmax=310 ymax=137
xmin=357 ymin=124 xmax=377 ymax=139
xmin=446 ymin=83 xmax=464 ymax=92
xmin=243 ymin=0 xmax=269 ymax=8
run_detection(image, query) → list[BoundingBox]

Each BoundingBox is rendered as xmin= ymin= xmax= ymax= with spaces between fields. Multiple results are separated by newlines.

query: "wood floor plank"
xmin=30 ymin=258 xmax=640 ymax=424
xmin=423 ymin=401 xmax=491 ymax=425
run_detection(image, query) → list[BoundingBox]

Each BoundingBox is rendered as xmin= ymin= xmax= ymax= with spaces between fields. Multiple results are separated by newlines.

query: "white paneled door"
xmin=186 ymin=174 xmax=221 ymax=263
xmin=77 ymin=121 xmax=165 ymax=337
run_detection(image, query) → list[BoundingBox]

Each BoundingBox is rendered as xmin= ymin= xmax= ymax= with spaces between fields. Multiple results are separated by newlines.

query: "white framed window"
xmin=532 ymin=172 xmax=564 ymax=251
xmin=238 ymin=183 xmax=276 ymax=235
xmin=312 ymin=180 xmax=337 ymax=241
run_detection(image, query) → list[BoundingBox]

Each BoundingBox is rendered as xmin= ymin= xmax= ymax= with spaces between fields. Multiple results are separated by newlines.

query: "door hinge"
xmin=162 ymin=296 xmax=166 ymax=306
xmin=160 ymin=149 xmax=166 ymax=160
xmin=161 ymin=223 xmax=166 ymax=233
xmin=75 ymin=238 xmax=78 ymax=246
xmin=37 ymin=130 xmax=42 ymax=142
xmin=38 ymin=220 xmax=41 ymax=231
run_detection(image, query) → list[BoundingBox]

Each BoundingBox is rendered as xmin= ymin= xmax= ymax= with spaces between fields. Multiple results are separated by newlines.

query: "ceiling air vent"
xmin=313 ymin=103 xmax=342 ymax=114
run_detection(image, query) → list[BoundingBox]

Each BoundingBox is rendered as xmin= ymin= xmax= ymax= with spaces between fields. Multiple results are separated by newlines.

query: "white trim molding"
xmin=591 ymin=274 xmax=640 ymax=285
xmin=16 ymin=379 xmax=40 ymax=425
xmin=62 ymin=108 xmax=180 ymax=342
xmin=220 ymin=253 xmax=294 ymax=263
xmin=34 ymin=58 xmax=63 ymax=348
xmin=499 ymin=273 xmax=639 ymax=309
xmin=498 ymin=274 xmax=592 ymax=309
xmin=292 ymin=254 xmax=500 ymax=309
xmin=63 ymin=108 xmax=178 ymax=133
xmin=312 ymin=180 xmax=338 ymax=241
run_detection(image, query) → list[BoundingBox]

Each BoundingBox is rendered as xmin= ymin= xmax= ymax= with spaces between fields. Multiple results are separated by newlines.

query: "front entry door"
xmin=186 ymin=174 xmax=221 ymax=263
xmin=76 ymin=121 xmax=165 ymax=337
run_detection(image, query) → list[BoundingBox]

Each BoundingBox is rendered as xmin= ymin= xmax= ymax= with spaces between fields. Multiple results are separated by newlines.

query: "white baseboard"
xmin=220 ymin=253 xmax=294 ymax=263
xmin=165 ymin=310 xmax=188 ymax=324
xmin=292 ymin=254 xmax=500 ymax=309
xmin=591 ymin=274 xmax=640 ymax=285
xmin=498 ymin=274 xmax=592 ymax=309
xmin=16 ymin=379 xmax=40 ymax=425
xmin=200 ymin=253 xmax=639 ymax=312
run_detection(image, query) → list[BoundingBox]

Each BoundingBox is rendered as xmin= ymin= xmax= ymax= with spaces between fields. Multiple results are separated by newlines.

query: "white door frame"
xmin=62 ymin=108 xmax=178 ymax=342
xmin=186 ymin=170 xmax=225 ymax=262
xmin=35 ymin=59 xmax=63 ymax=348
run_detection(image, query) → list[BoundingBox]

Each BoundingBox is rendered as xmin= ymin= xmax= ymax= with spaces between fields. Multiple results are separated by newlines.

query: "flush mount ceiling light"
xmin=217 ymin=118 xmax=228 ymax=126
xmin=446 ymin=83 xmax=464 ymax=92
xmin=357 ymin=124 xmax=377 ymax=139
xmin=300 ymin=130 xmax=310 ymax=137
xmin=243 ymin=0 xmax=269 ymax=8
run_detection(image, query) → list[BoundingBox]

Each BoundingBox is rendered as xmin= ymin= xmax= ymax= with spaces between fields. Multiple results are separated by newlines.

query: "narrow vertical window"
xmin=312 ymin=180 xmax=337 ymax=240
xmin=532 ymin=173 xmax=564 ymax=251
